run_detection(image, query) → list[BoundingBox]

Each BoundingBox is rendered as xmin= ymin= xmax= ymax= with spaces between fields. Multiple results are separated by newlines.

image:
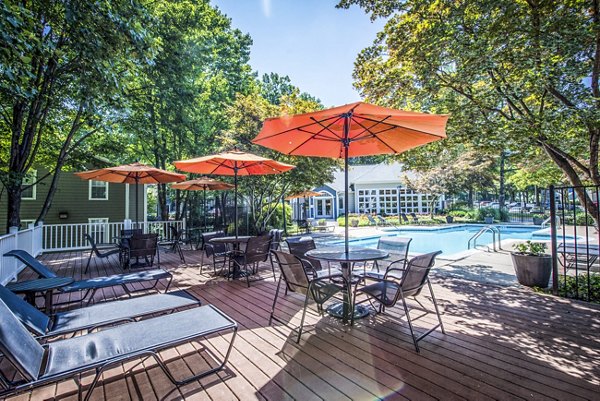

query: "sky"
xmin=210 ymin=0 xmax=385 ymax=107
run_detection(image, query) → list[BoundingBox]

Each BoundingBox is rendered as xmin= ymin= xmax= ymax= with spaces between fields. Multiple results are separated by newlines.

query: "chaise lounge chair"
xmin=0 ymin=297 xmax=237 ymax=401
xmin=0 ymin=284 xmax=201 ymax=339
xmin=376 ymin=215 xmax=392 ymax=226
xmin=4 ymin=250 xmax=173 ymax=307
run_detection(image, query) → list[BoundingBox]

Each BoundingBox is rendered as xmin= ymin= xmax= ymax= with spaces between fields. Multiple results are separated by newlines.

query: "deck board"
xmin=2 ymin=247 xmax=600 ymax=400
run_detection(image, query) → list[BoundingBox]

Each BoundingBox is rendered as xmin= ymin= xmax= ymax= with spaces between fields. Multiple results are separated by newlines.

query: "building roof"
xmin=327 ymin=162 xmax=417 ymax=192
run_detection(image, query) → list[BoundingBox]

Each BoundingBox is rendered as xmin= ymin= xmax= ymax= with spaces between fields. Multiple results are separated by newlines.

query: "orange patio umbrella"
xmin=174 ymin=150 xmax=295 ymax=236
xmin=171 ymin=178 xmax=234 ymax=232
xmin=75 ymin=162 xmax=186 ymax=223
xmin=253 ymin=101 xmax=449 ymax=253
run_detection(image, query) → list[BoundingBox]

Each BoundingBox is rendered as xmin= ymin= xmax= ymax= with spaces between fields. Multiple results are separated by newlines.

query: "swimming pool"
xmin=320 ymin=225 xmax=561 ymax=258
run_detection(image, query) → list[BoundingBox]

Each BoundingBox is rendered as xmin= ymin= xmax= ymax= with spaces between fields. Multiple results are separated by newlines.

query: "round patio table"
xmin=305 ymin=247 xmax=388 ymax=323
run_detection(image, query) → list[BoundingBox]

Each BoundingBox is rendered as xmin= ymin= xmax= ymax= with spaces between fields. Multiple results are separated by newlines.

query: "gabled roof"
xmin=328 ymin=162 xmax=417 ymax=192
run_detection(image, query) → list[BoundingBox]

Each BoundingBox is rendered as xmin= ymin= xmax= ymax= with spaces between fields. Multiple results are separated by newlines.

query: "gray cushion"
xmin=0 ymin=284 xmax=50 ymax=336
xmin=0 ymin=298 xmax=45 ymax=380
xmin=43 ymin=305 xmax=235 ymax=378
xmin=61 ymin=268 xmax=171 ymax=292
xmin=51 ymin=290 xmax=199 ymax=335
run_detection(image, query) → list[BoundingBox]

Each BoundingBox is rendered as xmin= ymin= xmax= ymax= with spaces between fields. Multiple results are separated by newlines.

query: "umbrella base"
xmin=327 ymin=302 xmax=370 ymax=320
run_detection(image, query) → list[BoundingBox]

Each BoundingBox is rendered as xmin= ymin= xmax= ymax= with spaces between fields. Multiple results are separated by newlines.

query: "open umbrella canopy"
xmin=252 ymin=101 xmax=449 ymax=253
xmin=173 ymin=150 xmax=295 ymax=176
xmin=75 ymin=162 xmax=186 ymax=184
xmin=171 ymin=178 xmax=234 ymax=191
xmin=75 ymin=162 xmax=185 ymax=223
xmin=253 ymin=101 xmax=448 ymax=158
xmin=285 ymin=190 xmax=322 ymax=200
xmin=174 ymin=150 xmax=295 ymax=236
xmin=171 ymin=178 xmax=234 ymax=232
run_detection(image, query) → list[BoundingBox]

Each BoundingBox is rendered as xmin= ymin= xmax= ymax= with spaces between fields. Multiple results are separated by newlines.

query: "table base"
xmin=327 ymin=302 xmax=370 ymax=320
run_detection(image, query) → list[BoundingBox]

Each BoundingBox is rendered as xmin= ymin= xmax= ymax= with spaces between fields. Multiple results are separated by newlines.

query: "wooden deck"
xmin=3 ymin=247 xmax=600 ymax=400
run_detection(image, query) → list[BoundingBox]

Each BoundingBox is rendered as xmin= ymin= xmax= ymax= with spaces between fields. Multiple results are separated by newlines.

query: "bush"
xmin=449 ymin=209 xmax=467 ymax=218
xmin=562 ymin=212 xmax=595 ymax=226
xmin=265 ymin=203 xmax=292 ymax=229
xmin=539 ymin=274 xmax=600 ymax=303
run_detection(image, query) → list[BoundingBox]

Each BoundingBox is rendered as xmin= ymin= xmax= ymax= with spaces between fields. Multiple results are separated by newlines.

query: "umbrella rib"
xmin=286 ymin=116 xmax=345 ymax=154
xmin=254 ymin=114 xmax=343 ymax=142
xmin=356 ymin=115 xmax=446 ymax=139
xmin=351 ymin=116 xmax=399 ymax=153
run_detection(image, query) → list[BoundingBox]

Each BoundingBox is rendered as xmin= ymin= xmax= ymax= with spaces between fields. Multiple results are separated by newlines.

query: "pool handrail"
xmin=468 ymin=225 xmax=502 ymax=251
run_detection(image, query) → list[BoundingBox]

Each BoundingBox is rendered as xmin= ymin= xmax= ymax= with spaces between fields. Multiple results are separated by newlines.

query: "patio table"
xmin=7 ymin=276 xmax=74 ymax=312
xmin=305 ymin=247 xmax=388 ymax=323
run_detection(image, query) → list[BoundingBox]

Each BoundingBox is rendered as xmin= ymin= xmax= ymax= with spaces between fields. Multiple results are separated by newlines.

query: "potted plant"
xmin=532 ymin=214 xmax=548 ymax=225
xmin=484 ymin=214 xmax=494 ymax=224
xmin=350 ymin=218 xmax=359 ymax=227
xmin=317 ymin=218 xmax=326 ymax=226
xmin=445 ymin=215 xmax=454 ymax=223
xmin=511 ymin=241 xmax=552 ymax=287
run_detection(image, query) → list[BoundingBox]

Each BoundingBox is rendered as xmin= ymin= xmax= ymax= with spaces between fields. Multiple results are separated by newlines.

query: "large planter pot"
xmin=445 ymin=215 xmax=454 ymax=223
xmin=484 ymin=216 xmax=494 ymax=224
xmin=511 ymin=253 xmax=552 ymax=287
xmin=532 ymin=216 xmax=545 ymax=225
xmin=350 ymin=219 xmax=359 ymax=227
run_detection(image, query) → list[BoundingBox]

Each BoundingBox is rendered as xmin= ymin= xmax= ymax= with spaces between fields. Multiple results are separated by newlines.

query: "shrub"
xmin=449 ymin=209 xmax=467 ymax=218
xmin=539 ymin=274 xmax=600 ymax=303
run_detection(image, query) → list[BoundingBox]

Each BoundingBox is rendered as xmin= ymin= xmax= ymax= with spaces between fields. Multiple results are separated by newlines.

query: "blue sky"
xmin=211 ymin=0 xmax=385 ymax=107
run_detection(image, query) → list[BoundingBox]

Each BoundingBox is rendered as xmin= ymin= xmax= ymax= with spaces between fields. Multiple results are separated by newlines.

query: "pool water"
xmin=320 ymin=225 xmax=559 ymax=257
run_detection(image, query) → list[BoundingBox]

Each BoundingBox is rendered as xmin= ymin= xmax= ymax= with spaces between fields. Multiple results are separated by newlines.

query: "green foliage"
xmin=343 ymin=0 xmax=600 ymax=227
xmin=264 ymin=202 xmax=291 ymax=229
xmin=513 ymin=241 xmax=547 ymax=256
xmin=562 ymin=212 xmax=595 ymax=226
xmin=539 ymin=274 xmax=600 ymax=303
xmin=448 ymin=209 xmax=468 ymax=218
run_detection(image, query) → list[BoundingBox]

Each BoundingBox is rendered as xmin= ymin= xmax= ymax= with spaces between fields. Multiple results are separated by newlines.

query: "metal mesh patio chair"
xmin=228 ymin=234 xmax=273 ymax=287
xmin=366 ymin=214 xmax=378 ymax=226
xmin=84 ymin=234 xmax=121 ymax=273
xmin=270 ymin=250 xmax=345 ymax=342
xmin=352 ymin=251 xmax=444 ymax=352
xmin=286 ymin=237 xmax=325 ymax=272
xmin=201 ymin=231 xmax=229 ymax=274
xmin=126 ymin=233 xmax=160 ymax=268
xmin=158 ymin=226 xmax=185 ymax=263
xmin=371 ymin=237 xmax=413 ymax=273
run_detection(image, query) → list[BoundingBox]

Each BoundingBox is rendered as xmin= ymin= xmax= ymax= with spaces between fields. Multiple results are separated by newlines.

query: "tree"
xmin=219 ymin=91 xmax=338 ymax=233
xmin=339 ymin=0 xmax=600 ymax=226
xmin=0 ymin=0 xmax=152 ymax=230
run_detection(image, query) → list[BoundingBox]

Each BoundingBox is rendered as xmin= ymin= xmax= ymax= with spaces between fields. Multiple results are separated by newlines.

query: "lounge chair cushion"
xmin=44 ymin=305 xmax=234 ymax=377
xmin=60 ymin=268 xmax=171 ymax=292
xmin=0 ymin=300 xmax=44 ymax=380
xmin=4 ymin=250 xmax=57 ymax=278
xmin=50 ymin=290 xmax=198 ymax=335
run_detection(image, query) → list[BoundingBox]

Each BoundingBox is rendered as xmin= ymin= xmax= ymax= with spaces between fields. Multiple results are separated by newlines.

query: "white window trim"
xmin=89 ymin=180 xmax=109 ymax=200
xmin=21 ymin=170 xmax=37 ymax=200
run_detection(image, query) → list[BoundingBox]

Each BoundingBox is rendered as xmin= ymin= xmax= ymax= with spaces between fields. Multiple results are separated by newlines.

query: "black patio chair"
xmin=269 ymin=229 xmax=284 ymax=251
xmin=400 ymin=213 xmax=410 ymax=224
xmin=371 ymin=237 xmax=413 ymax=273
xmin=352 ymin=251 xmax=444 ymax=352
xmin=201 ymin=231 xmax=229 ymax=274
xmin=0 ymin=297 xmax=237 ymax=401
xmin=0 ymin=284 xmax=200 ymax=339
xmin=126 ymin=233 xmax=160 ymax=268
xmin=158 ymin=226 xmax=185 ymax=263
xmin=409 ymin=212 xmax=420 ymax=224
xmin=84 ymin=234 xmax=121 ymax=273
xmin=228 ymin=234 xmax=272 ymax=287
xmin=269 ymin=250 xmax=345 ymax=343
xmin=286 ymin=237 xmax=326 ymax=273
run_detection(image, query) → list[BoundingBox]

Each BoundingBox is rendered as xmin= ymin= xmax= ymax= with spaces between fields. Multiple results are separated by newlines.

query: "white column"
xmin=125 ymin=183 xmax=130 ymax=220
xmin=143 ymin=184 xmax=148 ymax=224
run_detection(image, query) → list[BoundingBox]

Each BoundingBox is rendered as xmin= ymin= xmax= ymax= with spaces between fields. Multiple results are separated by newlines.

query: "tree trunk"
xmin=6 ymin=186 xmax=23 ymax=231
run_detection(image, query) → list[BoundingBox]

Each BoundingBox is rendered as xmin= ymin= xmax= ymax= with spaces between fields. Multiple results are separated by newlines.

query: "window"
xmin=89 ymin=180 xmax=108 ymax=200
xmin=88 ymin=218 xmax=109 ymax=243
xmin=21 ymin=170 xmax=37 ymax=200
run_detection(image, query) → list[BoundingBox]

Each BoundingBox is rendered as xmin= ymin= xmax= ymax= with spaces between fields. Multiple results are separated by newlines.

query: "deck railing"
xmin=42 ymin=219 xmax=186 ymax=252
xmin=0 ymin=224 xmax=43 ymax=285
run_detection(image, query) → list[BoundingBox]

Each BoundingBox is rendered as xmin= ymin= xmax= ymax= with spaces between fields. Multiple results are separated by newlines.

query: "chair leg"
xmin=85 ymin=250 xmax=94 ymax=274
xmin=269 ymin=277 xmax=283 ymax=325
xmin=297 ymin=292 xmax=311 ymax=343
xmin=428 ymin=279 xmax=445 ymax=334
xmin=401 ymin=295 xmax=420 ymax=353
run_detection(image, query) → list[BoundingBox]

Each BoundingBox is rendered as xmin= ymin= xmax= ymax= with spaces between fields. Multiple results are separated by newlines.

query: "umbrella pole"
xmin=135 ymin=178 xmax=139 ymax=229
xmin=343 ymin=115 xmax=350 ymax=255
xmin=282 ymin=195 xmax=287 ymax=235
xmin=234 ymin=166 xmax=238 ymax=237
xmin=203 ymin=188 xmax=207 ymax=232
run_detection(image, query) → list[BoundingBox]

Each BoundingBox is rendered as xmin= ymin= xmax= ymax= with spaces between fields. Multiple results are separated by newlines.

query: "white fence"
xmin=0 ymin=220 xmax=184 ymax=284
xmin=42 ymin=220 xmax=186 ymax=252
xmin=0 ymin=224 xmax=43 ymax=285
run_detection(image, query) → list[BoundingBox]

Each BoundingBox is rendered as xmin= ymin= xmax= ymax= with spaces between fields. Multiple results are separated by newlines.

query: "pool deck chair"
xmin=4 ymin=250 xmax=173 ymax=307
xmin=0 ymin=299 xmax=238 ymax=401
xmin=0 ymin=284 xmax=201 ymax=339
